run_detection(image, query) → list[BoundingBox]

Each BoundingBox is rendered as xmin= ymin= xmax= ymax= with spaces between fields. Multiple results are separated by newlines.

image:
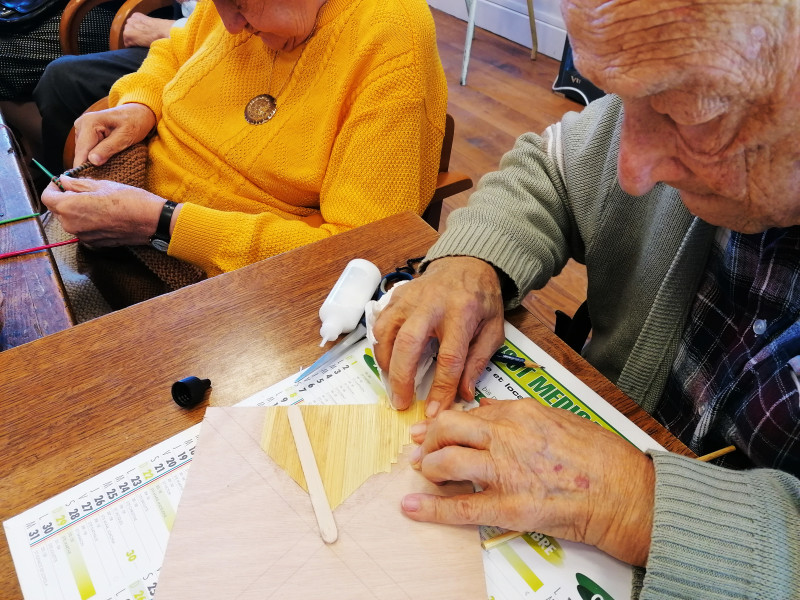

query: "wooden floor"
xmin=431 ymin=8 xmax=588 ymax=332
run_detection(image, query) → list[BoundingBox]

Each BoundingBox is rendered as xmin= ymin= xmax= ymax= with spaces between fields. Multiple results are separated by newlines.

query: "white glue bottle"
xmin=319 ymin=258 xmax=382 ymax=346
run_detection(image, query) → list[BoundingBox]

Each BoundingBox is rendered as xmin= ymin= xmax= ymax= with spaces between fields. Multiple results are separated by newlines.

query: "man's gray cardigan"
xmin=425 ymin=94 xmax=799 ymax=599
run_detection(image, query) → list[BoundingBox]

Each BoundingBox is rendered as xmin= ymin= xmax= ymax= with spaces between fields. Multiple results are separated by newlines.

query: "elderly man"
xmin=373 ymin=0 xmax=799 ymax=597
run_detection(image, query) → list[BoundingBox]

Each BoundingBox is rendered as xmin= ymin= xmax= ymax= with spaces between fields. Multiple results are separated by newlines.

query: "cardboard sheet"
xmin=156 ymin=407 xmax=487 ymax=599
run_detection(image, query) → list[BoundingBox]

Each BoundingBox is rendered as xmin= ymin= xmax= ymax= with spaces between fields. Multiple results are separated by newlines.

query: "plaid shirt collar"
xmin=656 ymin=226 xmax=800 ymax=475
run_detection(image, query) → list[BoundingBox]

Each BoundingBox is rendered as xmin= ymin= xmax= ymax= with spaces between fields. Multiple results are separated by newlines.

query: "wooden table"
xmin=0 ymin=111 xmax=74 ymax=350
xmin=0 ymin=212 xmax=691 ymax=597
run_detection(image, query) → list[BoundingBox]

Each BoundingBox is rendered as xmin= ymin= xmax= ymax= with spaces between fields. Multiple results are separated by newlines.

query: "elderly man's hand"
xmin=41 ymin=176 xmax=169 ymax=247
xmin=372 ymin=256 xmax=505 ymax=417
xmin=73 ymin=103 xmax=156 ymax=168
xmin=122 ymin=13 xmax=175 ymax=48
xmin=402 ymin=398 xmax=655 ymax=567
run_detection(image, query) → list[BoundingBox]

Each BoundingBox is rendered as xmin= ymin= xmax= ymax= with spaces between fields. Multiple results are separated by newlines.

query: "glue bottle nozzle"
xmin=319 ymin=319 xmax=343 ymax=346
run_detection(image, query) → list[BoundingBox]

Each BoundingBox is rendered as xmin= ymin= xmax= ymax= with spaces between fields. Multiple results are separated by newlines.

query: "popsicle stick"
xmin=287 ymin=404 xmax=338 ymax=543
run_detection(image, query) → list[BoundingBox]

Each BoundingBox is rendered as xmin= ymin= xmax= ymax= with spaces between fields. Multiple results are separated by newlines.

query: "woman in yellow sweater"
xmin=41 ymin=0 xmax=447 ymax=276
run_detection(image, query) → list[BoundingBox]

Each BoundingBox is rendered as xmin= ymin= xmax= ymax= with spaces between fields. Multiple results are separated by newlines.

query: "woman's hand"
xmin=372 ymin=256 xmax=506 ymax=417
xmin=73 ymin=103 xmax=156 ymax=167
xmin=122 ymin=13 xmax=175 ymax=48
xmin=401 ymin=399 xmax=656 ymax=567
xmin=42 ymin=176 xmax=168 ymax=247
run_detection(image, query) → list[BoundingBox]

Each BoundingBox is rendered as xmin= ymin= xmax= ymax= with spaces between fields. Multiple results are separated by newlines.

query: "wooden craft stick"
xmin=287 ymin=404 xmax=338 ymax=544
xmin=482 ymin=445 xmax=738 ymax=550
xmin=696 ymin=445 xmax=736 ymax=462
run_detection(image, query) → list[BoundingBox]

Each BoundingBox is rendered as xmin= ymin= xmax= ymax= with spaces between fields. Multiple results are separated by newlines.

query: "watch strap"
xmin=150 ymin=200 xmax=177 ymax=252
xmin=151 ymin=200 xmax=177 ymax=247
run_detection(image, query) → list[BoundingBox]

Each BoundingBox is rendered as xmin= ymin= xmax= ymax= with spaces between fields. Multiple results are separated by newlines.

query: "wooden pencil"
xmin=696 ymin=445 xmax=736 ymax=462
xmin=491 ymin=352 xmax=543 ymax=370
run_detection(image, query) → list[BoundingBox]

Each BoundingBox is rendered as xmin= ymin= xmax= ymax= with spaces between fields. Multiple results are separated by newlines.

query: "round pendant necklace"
xmin=244 ymin=93 xmax=278 ymax=125
xmin=245 ymin=50 xmax=284 ymax=125
xmin=244 ymin=3 xmax=327 ymax=125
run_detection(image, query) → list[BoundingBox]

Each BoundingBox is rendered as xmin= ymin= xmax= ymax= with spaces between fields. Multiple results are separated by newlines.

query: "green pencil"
xmin=0 ymin=213 xmax=40 ymax=227
xmin=31 ymin=158 xmax=65 ymax=192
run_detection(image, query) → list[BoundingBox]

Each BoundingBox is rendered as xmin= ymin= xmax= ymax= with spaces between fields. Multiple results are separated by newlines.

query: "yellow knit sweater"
xmin=109 ymin=0 xmax=447 ymax=276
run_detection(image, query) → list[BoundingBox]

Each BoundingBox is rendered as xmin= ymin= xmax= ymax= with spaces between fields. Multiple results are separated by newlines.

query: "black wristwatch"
xmin=150 ymin=200 xmax=177 ymax=252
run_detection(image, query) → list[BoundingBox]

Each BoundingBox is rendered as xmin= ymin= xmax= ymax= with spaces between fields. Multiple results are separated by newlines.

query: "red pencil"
xmin=0 ymin=238 xmax=79 ymax=260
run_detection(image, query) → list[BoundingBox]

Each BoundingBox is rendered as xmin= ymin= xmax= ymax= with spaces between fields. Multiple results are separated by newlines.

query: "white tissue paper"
xmin=364 ymin=280 xmax=437 ymax=406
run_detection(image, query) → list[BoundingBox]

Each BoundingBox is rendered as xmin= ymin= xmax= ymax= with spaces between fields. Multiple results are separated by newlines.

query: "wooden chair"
xmin=423 ymin=113 xmax=473 ymax=228
xmin=460 ymin=0 xmax=537 ymax=86
xmin=59 ymin=0 xmax=173 ymax=55
xmin=65 ymin=106 xmax=472 ymax=229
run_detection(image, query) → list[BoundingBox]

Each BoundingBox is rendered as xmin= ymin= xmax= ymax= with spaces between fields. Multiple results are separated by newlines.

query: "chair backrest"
xmin=108 ymin=0 xmax=173 ymax=50
xmin=422 ymin=113 xmax=472 ymax=229
xmin=439 ymin=112 xmax=455 ymax=172
xmin=59 ymin=0 xmax=173 ymax=55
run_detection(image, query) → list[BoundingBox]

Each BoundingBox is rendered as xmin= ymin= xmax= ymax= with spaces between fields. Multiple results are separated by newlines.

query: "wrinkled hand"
xmin=41 ymin=176 xmax=166 ymax=247
xmin=73 ymin=103 xmax=156 ymax=168
xmin=122 ymin=13 xmax=174 ymax=48
xmin=372 ymin=256 xmax=505 ymax=416
xmin=402 ymin=399 xmax=655 ymax=566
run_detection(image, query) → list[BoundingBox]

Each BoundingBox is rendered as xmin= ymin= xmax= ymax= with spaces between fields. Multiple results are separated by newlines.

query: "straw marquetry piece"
xmin=262 ymin=401 xmax=426 ymax=510
xmin=157 ymin=407 xmax=486 ymax=599
xmin=481 ymin=529 xmax=525 ymax=550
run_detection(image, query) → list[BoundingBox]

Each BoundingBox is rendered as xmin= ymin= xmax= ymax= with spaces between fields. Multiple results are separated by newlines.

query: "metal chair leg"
xmin=460 ymin=0 xmax=477 ymax=86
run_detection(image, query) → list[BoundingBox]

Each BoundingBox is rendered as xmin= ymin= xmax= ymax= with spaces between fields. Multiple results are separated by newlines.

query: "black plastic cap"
xmin=172 ymin=376 xmax=212 ymax=408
